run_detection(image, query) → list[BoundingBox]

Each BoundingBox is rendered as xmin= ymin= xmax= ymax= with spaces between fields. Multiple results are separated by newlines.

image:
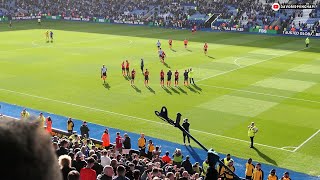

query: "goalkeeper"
xmin=248 ymin=122 xmax=258 ymax=148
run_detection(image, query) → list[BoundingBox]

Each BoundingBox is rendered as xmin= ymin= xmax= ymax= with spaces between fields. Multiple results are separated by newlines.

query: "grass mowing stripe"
xmin=0 ymin=87 xmax=294 ymax=152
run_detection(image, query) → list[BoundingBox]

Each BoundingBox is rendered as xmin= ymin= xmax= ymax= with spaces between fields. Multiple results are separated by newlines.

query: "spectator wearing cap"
xmin=122 ymin=133 xmax=131 ymax=156
xmin=91 ymin=154 xmax=103 ymax=176
xmin=220 ymin=160 xmax=235 ymax=179
xmin=67 ymin=117 xmax=74 ymax=134
xmin=138 ymin=133 xmax=147 ymax=156
xmin=97 ymin=165 xmax=114 ymax=180
xmin=182 ymin=155 xmax=193 ymax=174
xmin=74 ymin=151 xmax=87 ymax=172
xmin=252 ymin=163 xmax=264 ymax=180
xmin=281 ymin=172 xmax=291 ymax=180
xmin=68 ymin=170 xmax=80 ymax=180
xmin=172 ymin=148 xmax=183 ymax=168
xmin=161 ymin=151 xmax=172 ymax=164
xmin=101 ymin=149 xmax=111 ymax=167
xmin=102 ymin=128 xmax=111 ymax=149
xmin=115 ymin=132 xmax=123 ymax=155
xmin=59 ymin=155 xmax=76 ymax=180
xmin=267 ymin=169 xmax=278 ymax=180
xmin=56 ymin=139 xmax=69 ymax=157
xmin=147 ymin=139 xmax=155 ymax=159
xmin=80 ymin=157 xmax=96 ymax=180
xmin=114 ymin=165 xmax=130 ymax=180
xmin=245 ymin=158 xmax=254 ymax=180
xmin=80 ymin=121 xmax=90 ymax=138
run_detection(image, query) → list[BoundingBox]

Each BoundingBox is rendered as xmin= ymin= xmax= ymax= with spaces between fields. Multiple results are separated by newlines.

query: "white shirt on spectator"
xmin=100 ymin=155 xmax=111 ymax=167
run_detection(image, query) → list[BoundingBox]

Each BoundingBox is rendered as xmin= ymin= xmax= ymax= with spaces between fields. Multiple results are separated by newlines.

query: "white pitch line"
xmin=198 ymin=47 xmax=307 ymax=82
xmin=198 ymin=84 xmax=320 ymax=104
xmin=0 ymin=87 xmax=293 ymax=152
xmin=293 ymin=129 xmax=320 ymax=152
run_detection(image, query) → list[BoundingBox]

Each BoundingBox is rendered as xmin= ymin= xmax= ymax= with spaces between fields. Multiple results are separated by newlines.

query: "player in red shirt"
xmin=160 ymin=51 xmax=166 ymax=64
xmin=192 ymin=25 xmax=197 ymax=35
xmin=174 ymin=70 xmax=179 ymax=87
xmin=131 ymin=69 xmax=136 ymax=85
xmin=121 ymin=61 xmax=125 ymax=76
xmin=184 ymin=39 xmax=188 ymax=48
xmin=125 ymin=60 xmax=130 ymax=76
xmin=115 ymin=132 xmax=122 ymax=153
xmin=204 ymin=42 xmax=208 ymax=55
xmin=144 ymin=69 xmax=149 ymax=86
xmin=168 ymin=39 xmax=173 ymax=49
xmin=160 ymin=69 xmax=165 ymax=86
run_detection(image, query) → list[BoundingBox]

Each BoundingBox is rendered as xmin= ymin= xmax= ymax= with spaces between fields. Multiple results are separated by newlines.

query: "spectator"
xmin=192 ymin=162 xmax=201 ymax=175
xmin=80 ymin=121 xmax=90 ymax=138
xmin=252 ymin=163 xmax=264 ymax=180
xmin=220 ymin=160 xmax=235 ymax=179
xmin=138 ymin=133 xmax=147 ymax=157
xmin=166 ymin=172 xmax=175 ymax=180
xmin=59 ymin=155 xmax=76 ymax=180
xmin=114 ymin=165 xmax=130 ymax=180
xmin=182 ymin=155 xmax=193 ymax=174
xmin=133 ymin=169 xmax=140 ymax=180
xmin=147 ymin=139 xmax=155 ymax=159
xmin=37 ymin=112 xmax=46 ymax=127
xmin=180 ymin=171 xmax=189 ymax=180
xmin=67 ymin=117 xmax=74 ymax=134
xmin=115 ymin=132 xmax=123 ymax=155
xmin=102 ymin=128 xmax=111 ymax=149
xmin=125 ymin=163 xmax=135 ymax=179
xmin=281 ymin=172 xmax=291 ymax=180
xmin=68 ymin=170 xmax=80 ymax=180
xmin=101 ymin=149 xmax=111 ymax=167
xmin=80 ymin=157 xmax=96 ymax=180
xmin=123 ymin=133 xmax=131 ymax=156
xmin=182 ymin=119 xmax=190 ymax=145
xmin=20 ymin=108 xmax=30 ymax=120
xmin=245 ymin=158 xmax=254 ymax=180
xmin=56 ymin=139 xmax=69 ymax=157
xmin=267 ymin=169 xmax=278 ymax=180
xmin=0 ymin=120 xmax=62 ymax=180
xmin=74 ymin=151 xmax=87 ymax=172
xmin=152 ymin=146 xmax=161 ymax=158
xmin=161 ymin=151 xmax=171 ymax=164
xmin=173 ymin=148 xmax=183 ymax=167
xmin=46 ymin=116 xmax=52 ymax=133
xmin=91 ymin=154 xmax=103 ymax=176
xmin=202 ymin=158 xmax=209 ymax=177
xmin=97 ymin=165 xmax=114 ymax=180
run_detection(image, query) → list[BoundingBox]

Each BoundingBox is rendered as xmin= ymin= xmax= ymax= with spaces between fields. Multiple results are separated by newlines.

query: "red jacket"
xmin=80 ymin=168 xmax=96 ymax=180
xmin=116 ymin=135 xmax=122 ymax=149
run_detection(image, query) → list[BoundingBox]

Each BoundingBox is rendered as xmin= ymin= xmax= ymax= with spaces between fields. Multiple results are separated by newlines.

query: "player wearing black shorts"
xmin=160 ymin=70 xmax=165 ymax=87
xmin=167 ymin=70 xmax=172 ymax=87
xmin=174 ymin=70 xmax=179 ymax=87
xmin=144 ymin=69 xmax=149 ymax=86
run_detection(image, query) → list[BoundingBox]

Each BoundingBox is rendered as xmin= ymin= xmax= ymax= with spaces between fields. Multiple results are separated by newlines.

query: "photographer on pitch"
xmin=182 ymin=118 xmax=190 ymax=145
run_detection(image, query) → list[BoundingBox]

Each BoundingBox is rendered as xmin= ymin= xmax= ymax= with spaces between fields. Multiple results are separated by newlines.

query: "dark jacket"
xmin=182 ymin=159 xmax=193 ymax=174
xmin=61 ymin=167 xmax=76 ymax=180
xmin=123 ymin=137 xmax=131 ymax=149
xmin=80 ymin=124 xmax=90 ymax=137
xmin=92 ymin=162 xmax=103 ymax=176
xmin=97 ymin=174 xmax=112 ymax=180
xmin=73 ymin=159 xmax=87 ymax=172
xmin=56 ymin=147 xmax=69 ymax=157
xmin=182 ymin=121 xmax=190 ymax=132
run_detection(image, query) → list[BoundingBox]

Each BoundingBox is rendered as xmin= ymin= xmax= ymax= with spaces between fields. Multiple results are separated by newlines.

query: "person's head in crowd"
xmin=74 ymin=148 xmax=81 ymax=154
xmin=67 ymin=170 xmax=80 ymax=180
xmin=86 ymin=157 xmax=95 ymax=168
xmin=91 ymin=154 xmax=98 ymax=161
xmin=283 ymin=172 xmax=290 ymax=178
xmin=76 ymin=151 xmax=85 ymax=161
xmin=103 ymin=165 xmax=114 ymax=177
xmin=59 ymin=155 xmax=72 ymax=169
xmin=133 ymin=169 xmax=140 ymax=180
xmin=53 ymin=142 xmax=59 ymax=150
xmin=60 ymin=139 xmax=69 ymax=148
xmin=166 ymin=172 xmax=175 ymax=180
xmin=182 ymin=171 xmax=189 ymax=178
xmin=111 ymin=159 xmax=118 ymax=168
xmin=226 ymin=153 xmax=231 ymax=160
xmin=256 ymin=163 xmax=261 ymax=170
xmin=116 ymin=165 xmax=126 ymax=177
xmin=128 ymin=162 xmax=135 ymax=171
xmin=89 ymin=149 xmax=95 ymax=157
xmin=228 ymin=160 xmax=234 ymax=167
xmin=165 ymin=151 xmax=170 ymax=156
xmin=248 ymin=158 xmax=252 ymax=164
xmin=140 ymin=133 xmax=145 ymax=138
xmin=68 ymin=152 xmax=75 ymax=160
xmin=0 ymin=121 xmax=62 ymax=180
xmin=152 ymin=167 xmax=159 ymax=177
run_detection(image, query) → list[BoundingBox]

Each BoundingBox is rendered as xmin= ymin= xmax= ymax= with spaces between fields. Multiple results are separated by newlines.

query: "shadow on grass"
xmin=163 ymin=62 xmax=170 ymax=68
xmin=103 ymin=83 xmax=111 ymax=90
xmin=253 ymin=147 xmax=278 ymax=166
xmin=169 ymin=86 xmax=180 ymax=94
xmin=123 ymin=75 xmax=129 ymax=81
xmin=147 ymin=86 xmax=155 ymax=94
xmin=186 ymin=85 xmax=199 ymax=94
xmin=207 ymin=55 xmax=215 ymax=59
xmin=177 ymin=86 xmax=188 ymax=95
xmin=162 ymin=86 xmax=172 ymax=95
xmin=171 ymin=49 xmax=177 ymax=52
xmin=131 ymin=85 xmax=141 ymax=93
xmin=192 ymin=84 xmax=202 ymax=91
xmin=186 ymin=49 xmax=192 ymax=52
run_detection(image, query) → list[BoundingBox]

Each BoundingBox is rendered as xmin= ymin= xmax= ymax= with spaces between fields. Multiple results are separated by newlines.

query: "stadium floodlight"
xmin=155 ymin=106 xmax=245 ymax=180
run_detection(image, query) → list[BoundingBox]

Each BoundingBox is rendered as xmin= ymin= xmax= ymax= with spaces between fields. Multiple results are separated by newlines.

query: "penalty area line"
xmin=0 ymin=87 xmax=292 ymax=152
xmin=293 ymin=129 xmax=320 ymax=152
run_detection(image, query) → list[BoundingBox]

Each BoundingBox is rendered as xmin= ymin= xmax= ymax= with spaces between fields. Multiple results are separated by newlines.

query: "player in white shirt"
xmin=156 ymin=40 xmax=161 ymax=50
xmin=158 ymin=48 xmax=164 ymax=60
xmin=101 ymin=65 xmax=107 ymax=84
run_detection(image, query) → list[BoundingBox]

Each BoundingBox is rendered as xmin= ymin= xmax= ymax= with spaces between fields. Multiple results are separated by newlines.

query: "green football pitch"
xmin=0 ymin=20 xmax=319 ymax=175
